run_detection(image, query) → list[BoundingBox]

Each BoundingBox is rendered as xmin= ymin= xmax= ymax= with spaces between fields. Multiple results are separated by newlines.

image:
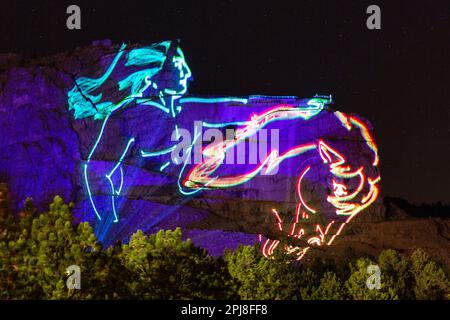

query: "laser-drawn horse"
xmin=182 ymin=106 xmax=380 ymax=260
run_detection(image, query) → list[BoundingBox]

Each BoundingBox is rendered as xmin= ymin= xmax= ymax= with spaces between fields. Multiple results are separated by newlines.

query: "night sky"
xmin=1 ymin=0 xmax=449 ymax=204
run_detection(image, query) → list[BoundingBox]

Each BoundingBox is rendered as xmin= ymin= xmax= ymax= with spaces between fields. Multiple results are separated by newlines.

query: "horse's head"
xmin=263 ymin=111 xmax=381 ymax=260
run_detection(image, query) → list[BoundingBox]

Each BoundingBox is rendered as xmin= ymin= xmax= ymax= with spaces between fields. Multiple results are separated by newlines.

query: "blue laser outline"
xmin=116 ymin=166 xmax=124 ymax=195
xmin=81 ymin=42 xmax=194 ymax=224
xmin=84 ymin=163 xmax=101 ymax=221
xmin=202 ymin=120 xmax=250 ymax=128
xmin=140 ymin=145 xmax=177 ymax=158
xmin=179 ymin=97 xmax=248 ymax=104
xmin=104 ymin=137 xmax=135 ymax=223
xmin=160 ymin=161 xmax=170 ymax=172
xmin=176 ymin=126 xmax=218 ymax=195
xmin=136 ymin=99 xmax=170 ymax=114
xmin=105 ymin=138 xmax=135 ymax=180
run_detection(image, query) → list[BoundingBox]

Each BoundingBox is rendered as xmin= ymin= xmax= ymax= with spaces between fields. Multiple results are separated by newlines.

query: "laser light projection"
xmin=67 ymin=40 xmax=381 ymax=260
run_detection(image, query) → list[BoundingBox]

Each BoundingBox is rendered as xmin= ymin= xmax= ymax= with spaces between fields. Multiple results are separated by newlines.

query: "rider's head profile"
xmin=68 ymin=40 xmax=192 ymax=120
xmin=158 ymin=43 xmax=192 ymax=96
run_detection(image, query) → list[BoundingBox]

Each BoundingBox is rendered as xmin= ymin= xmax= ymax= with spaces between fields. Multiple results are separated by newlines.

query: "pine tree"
xmin=345 ymin=257 xmax=398 ymax=300
xmin=410 ymin=249 xmax=449 ymax=300
xmin=225 ymin=244 xmax=300 ymax=299
xmin=120 ymin=228 xmax=234 ymax=299
xmin=311 ymin=271 xmax=345 ymax=300
xmin=377 ymin=249 xmax=412 ymax=299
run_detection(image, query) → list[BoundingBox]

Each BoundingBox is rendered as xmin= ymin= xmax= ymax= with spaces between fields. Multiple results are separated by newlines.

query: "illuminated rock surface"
xmin=0 ymin=41 xmax=386 ymax=257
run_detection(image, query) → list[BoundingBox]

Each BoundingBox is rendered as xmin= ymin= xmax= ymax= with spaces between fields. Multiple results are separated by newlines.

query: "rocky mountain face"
xmin=0 ymin=40 xmax=389 ymax=257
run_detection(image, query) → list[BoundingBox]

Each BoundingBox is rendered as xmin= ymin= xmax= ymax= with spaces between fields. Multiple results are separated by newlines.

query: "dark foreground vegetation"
xmin=0 ymin=192 xmax=448 ymax=299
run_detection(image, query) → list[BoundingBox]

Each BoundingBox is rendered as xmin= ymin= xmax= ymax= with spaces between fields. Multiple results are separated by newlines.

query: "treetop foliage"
xmin=0 ymin=193 xmax=448 ymax=300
